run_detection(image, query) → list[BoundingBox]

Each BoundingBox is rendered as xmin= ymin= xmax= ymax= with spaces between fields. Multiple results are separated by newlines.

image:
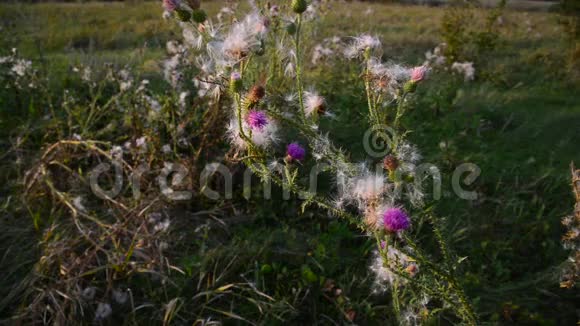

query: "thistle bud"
xmin=230 ymin=72 xmax=242 ymax=93
xmin=403 ymin=66 xmax=427 ymax=93
xmin=270 ymin=5 xmax=280 ymax=17
xmin=376 ymin=76 xmax=390 ymax=90
xmin=186 ymin=0 xmax=200 ymax=9
xmin=403 ymin=80 xmax=417 ymax=93
xmin=191 ymin=9 xmax=207 ymax=23
xmin=383 ymin=155 xmax=399 ymax=172
xmin=405 ymin=264 xmax=418 ymax=276
xmin=163 ymin=0 xmax=180 ymax=12
xmin=286 ymin=22 xmax=297 ymax=35
xmin=254 ymin=40 xmax=266 ymax=56
xmin=254 ymin=47 xmax=265 ymax=56
xmin=175 ymin=9 xmax=191 ymax=22
xmin=262 ymin=18 xmax=271 ymax=29
xmin=247 ymin=85 xmax=266 ymax=104
xmin=291 ymin=0 xmax=308 ymax=14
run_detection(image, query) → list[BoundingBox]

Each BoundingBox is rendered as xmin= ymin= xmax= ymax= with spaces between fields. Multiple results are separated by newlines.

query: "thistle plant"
xmin=165 ymin=1 xmax=477 ymax=324
xmin=560 ymin=162 xmax=580 ymax=289
xmin=3 ymin=41 xmax=232 ymax=323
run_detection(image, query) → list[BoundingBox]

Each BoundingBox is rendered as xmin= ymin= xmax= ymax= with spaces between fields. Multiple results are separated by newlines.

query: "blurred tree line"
xmin=0 ymin=0 xmax=562 ymax=3
xmin=561 ymin=0 xmax=579 ymax=39
xmin=0 ymin=0 xmax=160 ymax=3
xmin=559 ymin=0 xmax=580 ymax=77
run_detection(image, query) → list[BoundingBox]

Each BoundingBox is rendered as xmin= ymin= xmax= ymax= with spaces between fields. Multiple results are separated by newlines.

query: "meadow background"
xmin=0 ymin=0 xmax=579 ymax=324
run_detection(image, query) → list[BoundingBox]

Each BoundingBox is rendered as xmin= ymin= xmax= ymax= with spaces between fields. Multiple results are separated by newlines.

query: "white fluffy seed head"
xmin=344 ymin=34 xmax=381 ymax=59
xmin=354 ymin=175 xmax=385 ymax=200
xmin=226 ymin=116 xmax=279 ymax=150
xmin=451 ymin=61 xmax=475 ymax=81
xmin=221 ymin=12 xmax=265 ymax=62
xmin=396 ymin=141 xmax=421 ymax=165
xmin=304 ymin=91 xmax=326 ymax=116
xmin=370 ymin=247 xmax=416 ymax=293
xmin=367 ymin=58 xmax=413 ymax=97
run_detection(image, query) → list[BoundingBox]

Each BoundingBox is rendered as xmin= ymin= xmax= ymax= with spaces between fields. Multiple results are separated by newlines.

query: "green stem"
xmin=363 ymin=49 xmax=377 ymax=125
xmin=233 ymin=92 xmax=252 ymax=147
xmin=294 ymin=14 xmax=306 ymax=121
xmin=243 ymin=159 xmax=362 ymax=228
xmin=391 ymin=92 xmax=408 ymax=152
xmin=393 ymin=92 xmax=407 ymax=131
xmin=402 ymin=234 xmax=477 ymax=324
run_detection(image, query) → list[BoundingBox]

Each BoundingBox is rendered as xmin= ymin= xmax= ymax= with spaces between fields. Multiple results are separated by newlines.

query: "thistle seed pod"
xmin=247 ymin=85 xmax=266 ymax=104
xmin=175 ymin=9 xmax=191 ymax=22
xmin=191 ymin=9 xmax=207 ymax=23
xmin=383 ymin=155 xmax=399 ymax=172
xmin=186 ymin=0 xmax=200 ymax=10
xmin=403 ymin=80 xmax=417 ymax=93
xmin=286 ymin=22 xmax=297 ymax=35
xmin=291 ymin=0 xmax=308 ymax=14
xmin=230 ymin=72 xmax=242 ymax=93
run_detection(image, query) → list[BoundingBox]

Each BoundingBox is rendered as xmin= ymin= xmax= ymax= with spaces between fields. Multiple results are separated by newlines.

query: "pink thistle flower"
xmin=383 ymin=207 xmax=410 ymax=232
xmin=163 ymin=0 xmax=180 ymax=11
xmin=410 ymin=66 xmax=428 ymax=83
xmin=286 ymin=142 xmax=306 ymax=162
xmin=245 ymin=110 xmax=268 ymax=131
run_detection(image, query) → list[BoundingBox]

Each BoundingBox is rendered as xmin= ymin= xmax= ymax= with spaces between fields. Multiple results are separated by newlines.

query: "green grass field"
xmin=1 ymin=1 xmax=579 ymax=324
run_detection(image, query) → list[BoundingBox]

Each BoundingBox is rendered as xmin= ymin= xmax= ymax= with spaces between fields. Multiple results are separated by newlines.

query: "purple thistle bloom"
xmin=286 ymin=142 xmax=306 ymax=162
xmin=245 ymin=110 xmax=269 ymax=131
xmin=163 ymin=0 xmax=180 ymax=12
xmin=231 ymin=71 xmax=241 ymax=81
xmin=383 ymin=207 xmax=410 ymax=232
